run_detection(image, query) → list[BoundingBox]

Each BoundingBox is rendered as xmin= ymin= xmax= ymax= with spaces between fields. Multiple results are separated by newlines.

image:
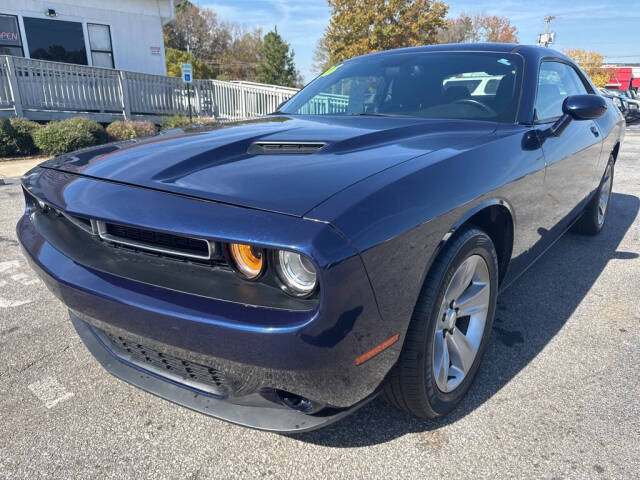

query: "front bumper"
xmin=70 ymin=312 xmax=375 ymax=433
xmin=17 ymin=168 xmax=402 ymax=430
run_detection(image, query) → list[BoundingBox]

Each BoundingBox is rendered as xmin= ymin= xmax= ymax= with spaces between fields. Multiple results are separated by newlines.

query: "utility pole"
xmin=538 ymin=16 xmax=556 ymax=47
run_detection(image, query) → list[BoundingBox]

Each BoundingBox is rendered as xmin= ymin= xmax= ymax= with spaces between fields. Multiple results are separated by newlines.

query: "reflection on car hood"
xmin=42 ymin=115 xmax=497 ymax=217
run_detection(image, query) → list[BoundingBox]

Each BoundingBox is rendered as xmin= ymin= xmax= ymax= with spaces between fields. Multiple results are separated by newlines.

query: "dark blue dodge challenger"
xmin=18 ymin=44 xmax=624 ymax=432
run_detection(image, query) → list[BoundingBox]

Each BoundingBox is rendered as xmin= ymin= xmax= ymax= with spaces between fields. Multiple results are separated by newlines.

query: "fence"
xmin=0 ymin=55 xmax=299 ymax=123
xmin=297 ymin=92 xmax=349 ymax=115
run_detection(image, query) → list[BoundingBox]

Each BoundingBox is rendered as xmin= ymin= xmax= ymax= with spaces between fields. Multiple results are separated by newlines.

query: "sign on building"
xmin=0 ymin=14 xmax=20 ymax=44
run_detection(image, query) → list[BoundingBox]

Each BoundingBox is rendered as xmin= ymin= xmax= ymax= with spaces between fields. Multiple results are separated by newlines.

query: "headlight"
xmin=276 ymin=250 xmax=317 ymax=296
xmin=228 ymin=243 xmax=265 ymax=280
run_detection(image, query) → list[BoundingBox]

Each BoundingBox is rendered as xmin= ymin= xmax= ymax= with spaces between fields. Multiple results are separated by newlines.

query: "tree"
xmin=439 ymin=13 xmax=518 ymax=44
xmin=217 ymin=27 xmax=263 ymax=81
xmin=564 ymin=49 xmax=611 ymax=88
xmin=312 ymin=33 xmax=332 ymax=75
xmin=165 ymin=47 xmax=216 ymax=79
xmin=438 ymin=13 xmax=475 ymax=43
xmin=163 ymin=2 xmax=297 ymax=83
xmin=256 ymin=27 xmax=299 ymax=87
xmin=163 ymin=1 xmax=231 ymax=67
xmin=479 ymin=15 xmax=518 ymax=43
xmin=320 ymin=0 xmax=449 ymax=66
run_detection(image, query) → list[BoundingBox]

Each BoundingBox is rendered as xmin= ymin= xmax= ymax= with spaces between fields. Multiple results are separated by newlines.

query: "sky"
xmin=200 ymin=0 xmax=640 ymax=83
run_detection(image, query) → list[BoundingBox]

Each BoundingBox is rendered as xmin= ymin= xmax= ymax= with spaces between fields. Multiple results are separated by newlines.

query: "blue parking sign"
xmin=181 ymin=63 xmax=193 ymax=84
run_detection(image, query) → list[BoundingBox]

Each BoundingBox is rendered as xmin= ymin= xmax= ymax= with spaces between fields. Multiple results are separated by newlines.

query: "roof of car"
xmin=352 ymin=43 xmax=571 ymax=63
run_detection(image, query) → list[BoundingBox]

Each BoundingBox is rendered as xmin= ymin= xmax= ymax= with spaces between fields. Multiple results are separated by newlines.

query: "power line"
xmin=603 ymin=54 xmax=640 ymax=59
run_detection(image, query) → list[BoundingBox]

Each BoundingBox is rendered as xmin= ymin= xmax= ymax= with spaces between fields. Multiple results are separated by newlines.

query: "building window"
xmin=87 ymin=23 xmax=114 ymax=68
xmin=23 ymin=17 xmax=87 ymax=65
xmin=0 ymin=14 xmax=24 ymax=57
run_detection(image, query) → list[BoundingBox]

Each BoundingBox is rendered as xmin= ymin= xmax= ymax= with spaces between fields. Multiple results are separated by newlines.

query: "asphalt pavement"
xmin=1 ymin=126 xmax=639 ymax=479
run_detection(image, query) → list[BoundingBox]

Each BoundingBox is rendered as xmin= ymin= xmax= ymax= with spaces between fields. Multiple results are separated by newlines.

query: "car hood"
xmin=42 ymin=115 xmax=497 ymax=217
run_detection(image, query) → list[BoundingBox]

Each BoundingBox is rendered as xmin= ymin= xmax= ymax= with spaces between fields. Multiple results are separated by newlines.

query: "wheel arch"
xmin=612 ymin=141 xmax=621 ymax=163
xmin=436 ymin=199 xmax=515 ymax=286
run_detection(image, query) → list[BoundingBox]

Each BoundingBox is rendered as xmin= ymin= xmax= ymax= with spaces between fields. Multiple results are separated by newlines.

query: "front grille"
xmin=26 ymin=188 xmax=214 ymax=263
xmin=97 ymin=220 xmax=212 ymax=261
xmin=100 ymin=329 xmax=229 ymax=396
xmin=105 ymin=222 xmax=209 ymax=257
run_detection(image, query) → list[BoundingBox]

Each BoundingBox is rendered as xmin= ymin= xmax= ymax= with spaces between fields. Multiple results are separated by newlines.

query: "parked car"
xmin=599 ymin=88 xmax=629 ymax=116
xmin=615 ymin=89 xmax=640 ymax=116
xmin=18 ymin=44 xmax=625 ymax=432
xmin=443 ymin=73 xmax=503 ymax=96
xmin=603 ymin=88 xmax=639 ymax=118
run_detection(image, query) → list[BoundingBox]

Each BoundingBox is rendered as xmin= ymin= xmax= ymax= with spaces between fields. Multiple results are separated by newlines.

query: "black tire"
xmin=573 ymin=156 xmax=615 ymax=235
xmin=383 ymin=226 xmax=499 ymax=419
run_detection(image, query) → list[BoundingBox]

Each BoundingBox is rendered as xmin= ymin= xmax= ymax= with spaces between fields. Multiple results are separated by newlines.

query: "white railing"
xmin=0 ymin=58 xmax=15 ymax=109
xmin=0 ymin=55 xmax=299 ymax=122
xmin=297 ymin=93 xmax=348 ymax=115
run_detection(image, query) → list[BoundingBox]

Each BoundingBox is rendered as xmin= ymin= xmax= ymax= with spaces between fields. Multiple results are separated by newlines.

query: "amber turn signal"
xmin=355 ymin=334 xmax=400 ymax=366
xmin=228 ymin=243 xmax=264 ymax=279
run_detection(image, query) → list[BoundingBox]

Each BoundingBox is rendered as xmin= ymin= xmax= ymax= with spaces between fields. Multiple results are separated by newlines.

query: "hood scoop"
xmin=247 ymin=141 xmax=326 ymax=155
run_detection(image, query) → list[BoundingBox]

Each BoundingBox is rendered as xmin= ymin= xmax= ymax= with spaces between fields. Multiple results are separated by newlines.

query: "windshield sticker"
xmin=321 ymin=64 xmax=343 ymax=77
xmin=498 ymin=58 xmax=511 ymax=66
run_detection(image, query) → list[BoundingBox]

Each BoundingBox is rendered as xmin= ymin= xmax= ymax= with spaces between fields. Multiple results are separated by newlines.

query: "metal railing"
xmin=297 ymin=93 xmax=349 ymax=115
xmin=0 ymin=55 xmax=299 ymax=123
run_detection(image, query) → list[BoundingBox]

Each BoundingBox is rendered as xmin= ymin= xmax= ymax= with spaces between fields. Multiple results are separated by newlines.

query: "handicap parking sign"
xmin=181 ymin=63 xmax=193 ymax=84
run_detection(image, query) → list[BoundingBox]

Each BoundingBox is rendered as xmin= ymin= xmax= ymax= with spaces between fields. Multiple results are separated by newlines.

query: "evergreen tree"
xmin=256 ymin=27 xmax=299 ymax=87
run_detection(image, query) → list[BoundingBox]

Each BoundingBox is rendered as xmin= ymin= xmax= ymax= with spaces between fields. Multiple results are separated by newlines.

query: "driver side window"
xmin=535 ymin=62 xmax=589 ymax=122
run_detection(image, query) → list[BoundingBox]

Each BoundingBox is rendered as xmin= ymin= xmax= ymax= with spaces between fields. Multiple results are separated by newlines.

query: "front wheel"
xmin=383 ymin=226 xmax=499 ymax=418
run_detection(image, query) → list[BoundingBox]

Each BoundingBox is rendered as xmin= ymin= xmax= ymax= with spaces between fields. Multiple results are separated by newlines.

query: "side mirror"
xmin=563 ymin=94 xmax=607 ymax=120
xmin=543 ymin=94 xmax=608 ymax=139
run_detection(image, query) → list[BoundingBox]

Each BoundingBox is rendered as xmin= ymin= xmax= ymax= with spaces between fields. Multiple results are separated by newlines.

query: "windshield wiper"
xmin=348 ymin=112 xmax=395 ymax=117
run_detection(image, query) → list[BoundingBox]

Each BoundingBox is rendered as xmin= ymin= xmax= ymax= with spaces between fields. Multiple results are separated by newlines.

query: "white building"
xmin=0 ymin=0 xmax=174 ymax=75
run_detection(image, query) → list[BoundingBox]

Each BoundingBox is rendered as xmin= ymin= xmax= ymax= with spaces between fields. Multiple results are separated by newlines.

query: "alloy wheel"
xmin=432 ymin=254 xmax=491 ymax=393
xmin=598 ymin=164 xmax=613 ymax=226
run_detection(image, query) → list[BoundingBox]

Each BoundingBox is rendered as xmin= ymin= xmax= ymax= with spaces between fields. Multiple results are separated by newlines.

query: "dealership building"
xmin=603 ymin=64 xmax=640 ymax=92
xmin=0 ymin=0 xmax=174 ymax=75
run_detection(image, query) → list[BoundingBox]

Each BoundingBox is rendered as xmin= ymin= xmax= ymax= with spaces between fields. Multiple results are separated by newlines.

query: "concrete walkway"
xmin=0 ymin=157 xmax=51 ymax=181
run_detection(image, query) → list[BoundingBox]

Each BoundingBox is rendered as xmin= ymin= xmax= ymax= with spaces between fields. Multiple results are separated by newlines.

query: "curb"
xmin=0 ymin=177 xmax=20 ymax=185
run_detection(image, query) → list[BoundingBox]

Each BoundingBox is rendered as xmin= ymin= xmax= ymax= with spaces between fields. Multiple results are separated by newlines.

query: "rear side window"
xmin=535 ymin=61 xmax=589 ymax=122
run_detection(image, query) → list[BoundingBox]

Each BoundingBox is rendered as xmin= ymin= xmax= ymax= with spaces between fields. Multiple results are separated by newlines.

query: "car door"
xmin=535 ymin=61 xmax=603 ymax=235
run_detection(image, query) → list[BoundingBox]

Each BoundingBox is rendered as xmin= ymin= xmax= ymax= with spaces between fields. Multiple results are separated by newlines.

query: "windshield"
xmin=280 ymin=52 xmax=524 ymax=123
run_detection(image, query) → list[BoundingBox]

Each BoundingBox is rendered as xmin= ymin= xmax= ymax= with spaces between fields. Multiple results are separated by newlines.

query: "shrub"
xmin=129 ymin=120 xmax=157 ymax=138
xmin=106 ymin=120 xmax=158 ymax=141
xmin=0 ymin=119 xmax=18 ymax=156
xmin=161 ymin=115 xmax=191 ymax=129
xmin=107 ymin=120 xmax=136 ymax=140
xmin=10 ymin=118 xmax=42 ymax=155
xmin=33 ymin=117 xmax=108 ymax=156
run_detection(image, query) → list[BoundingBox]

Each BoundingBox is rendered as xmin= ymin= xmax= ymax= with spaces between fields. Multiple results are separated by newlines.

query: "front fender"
xmin=306 ymin=127 xmax=543 ymax=336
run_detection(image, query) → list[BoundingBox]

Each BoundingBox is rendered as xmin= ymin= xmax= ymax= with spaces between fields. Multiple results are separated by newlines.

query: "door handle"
xmin=590 ymin=125 xmax=600 ymax=137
